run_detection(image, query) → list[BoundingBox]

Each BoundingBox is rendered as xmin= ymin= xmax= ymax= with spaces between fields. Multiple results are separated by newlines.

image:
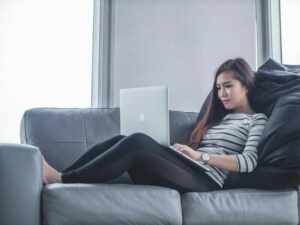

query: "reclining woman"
xmin=43 ymin=57 xmax=268 ymax=193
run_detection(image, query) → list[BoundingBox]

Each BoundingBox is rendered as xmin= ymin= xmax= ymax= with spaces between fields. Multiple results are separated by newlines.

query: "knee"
xmin=126 ymin=132 xmax=153 ymax=146
xmin=128 ymin=132 xmax=150 ymax=139
xmin=112 ymin=134 xmax=126 ymax=141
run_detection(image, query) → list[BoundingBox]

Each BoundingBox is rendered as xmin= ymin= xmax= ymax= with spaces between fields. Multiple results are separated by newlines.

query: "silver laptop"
xmin=120 ymin=85 xmax=210 ymax=172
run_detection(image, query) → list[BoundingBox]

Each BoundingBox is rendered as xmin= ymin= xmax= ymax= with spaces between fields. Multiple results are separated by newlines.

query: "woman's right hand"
xmin=173 ymin=143 xmax=202 ymax=161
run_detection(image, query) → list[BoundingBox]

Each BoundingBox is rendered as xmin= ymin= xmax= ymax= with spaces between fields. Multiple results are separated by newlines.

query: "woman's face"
xmin=216 ymin=71 xmax=248 ymax=111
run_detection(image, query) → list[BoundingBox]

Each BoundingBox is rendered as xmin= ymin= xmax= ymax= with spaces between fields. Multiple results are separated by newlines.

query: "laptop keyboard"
xmin=168 ymin=145 xmax=210 ymax=172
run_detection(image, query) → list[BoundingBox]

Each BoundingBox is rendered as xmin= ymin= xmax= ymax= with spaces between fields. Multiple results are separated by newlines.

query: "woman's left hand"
xmin=172 ymin=143 xmax=201 ymax=161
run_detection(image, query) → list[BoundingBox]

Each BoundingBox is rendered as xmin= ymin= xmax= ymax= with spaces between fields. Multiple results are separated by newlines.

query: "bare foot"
xmin=42 ymin=156 xmax=62 ymax=184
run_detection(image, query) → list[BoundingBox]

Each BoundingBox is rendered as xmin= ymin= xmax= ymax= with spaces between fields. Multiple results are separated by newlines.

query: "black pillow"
xmin=252 ymin=59 xmax=300 ymax=172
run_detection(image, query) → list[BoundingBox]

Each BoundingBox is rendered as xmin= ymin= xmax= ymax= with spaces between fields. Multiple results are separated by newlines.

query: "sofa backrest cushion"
xmin=20 ymin=108 xmax=197 ymax=171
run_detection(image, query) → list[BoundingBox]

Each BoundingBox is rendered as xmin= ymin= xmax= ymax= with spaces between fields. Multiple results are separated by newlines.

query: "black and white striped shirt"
xmin=196 ymin=112 xmax=268 ymax=188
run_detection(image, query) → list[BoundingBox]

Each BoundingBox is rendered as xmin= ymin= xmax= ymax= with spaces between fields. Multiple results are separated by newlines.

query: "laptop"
xmin=119 ymin=85 xmax=210 ymax=172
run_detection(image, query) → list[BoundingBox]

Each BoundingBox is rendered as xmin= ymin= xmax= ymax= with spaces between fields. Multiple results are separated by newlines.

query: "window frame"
xmin=92 ymin=0 xmax=114 ymax=108
xmin=255 ymin=0 xmax=282 ymax=66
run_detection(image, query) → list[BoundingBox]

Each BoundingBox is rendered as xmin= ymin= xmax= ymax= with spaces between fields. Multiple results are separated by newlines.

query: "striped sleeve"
xmin=235 ymin=114 xmax=268 ymax=173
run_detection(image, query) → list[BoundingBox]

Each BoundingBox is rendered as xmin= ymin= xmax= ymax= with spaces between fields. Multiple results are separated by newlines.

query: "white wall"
xmin=111 ymin=0 xmax=256 ymax=112
xmin=0 ymin=0 xmax=93 ymax=143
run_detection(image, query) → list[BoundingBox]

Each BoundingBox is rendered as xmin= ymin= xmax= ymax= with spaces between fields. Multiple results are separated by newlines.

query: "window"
xmin=0 ymin=0 xmax=94 ymax=143
xmin=280 ymin=0 xmax=300 ymax=64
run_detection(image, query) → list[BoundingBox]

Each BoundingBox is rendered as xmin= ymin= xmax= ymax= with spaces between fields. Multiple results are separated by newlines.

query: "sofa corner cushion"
xmin=42 ymin=183 xmax=182 ymax=225
xmin=181 ymin=188 xmax=298 ymax=225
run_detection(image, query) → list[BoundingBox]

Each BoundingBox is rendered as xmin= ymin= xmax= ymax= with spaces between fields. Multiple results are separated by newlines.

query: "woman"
xmin=43 ymin=57 xmax=268 ymax=193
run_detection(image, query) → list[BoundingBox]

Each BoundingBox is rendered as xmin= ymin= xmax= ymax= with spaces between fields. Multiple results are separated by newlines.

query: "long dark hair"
xmin=187 ymin=57 xmax=255 ymax=149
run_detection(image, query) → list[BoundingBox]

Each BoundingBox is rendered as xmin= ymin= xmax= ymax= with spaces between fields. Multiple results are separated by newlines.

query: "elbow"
xmin=237 ymin=168 xmax=253 ymax=173
xmin=239 ymin=163 xmax=257 ymax=173
xmin=235 ymin=153 xmax=258 ymax=173
xmin=246 ymin=158 xmax=258 ymax=173
xmin=246 ymin=166 xmax=255 ymax=173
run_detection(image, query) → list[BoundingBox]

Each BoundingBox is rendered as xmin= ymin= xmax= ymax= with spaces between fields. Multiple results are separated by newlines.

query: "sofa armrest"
xmin=0 ymin=143 xmax=42 ymax=225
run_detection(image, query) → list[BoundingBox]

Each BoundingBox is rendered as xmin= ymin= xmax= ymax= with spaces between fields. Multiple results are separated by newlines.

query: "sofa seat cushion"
xmin=42 ymin=183 xmax=182 ymax=225
xmin=181 ymin=188 xmax=298 ymax=225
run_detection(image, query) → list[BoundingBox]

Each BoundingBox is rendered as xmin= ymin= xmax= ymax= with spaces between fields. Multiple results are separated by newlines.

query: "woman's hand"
xmin=172 ymin=144 xmax=240 ymax=172
xmin=172 ymin=143 xmax=202 ymax=161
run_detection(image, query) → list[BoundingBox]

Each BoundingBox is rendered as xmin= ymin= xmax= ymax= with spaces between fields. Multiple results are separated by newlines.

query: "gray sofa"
xmin=0 ymin=107 xmax=299 ymax=225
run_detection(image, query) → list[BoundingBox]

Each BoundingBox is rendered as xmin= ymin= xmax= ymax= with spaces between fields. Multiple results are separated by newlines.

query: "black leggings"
xmin=61 ymin=133 xmax=221 ymax=193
